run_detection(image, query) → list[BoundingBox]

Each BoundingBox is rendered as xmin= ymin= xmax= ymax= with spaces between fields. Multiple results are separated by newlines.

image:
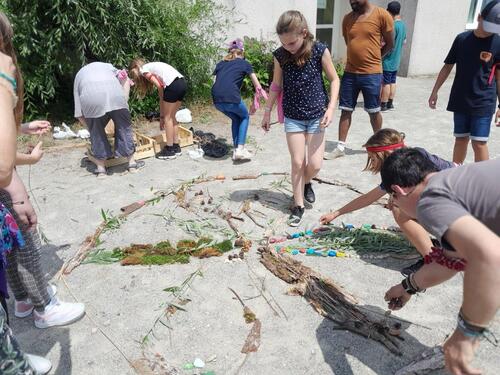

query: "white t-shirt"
xmin=140 ymin=62 xmax=183 ymax=87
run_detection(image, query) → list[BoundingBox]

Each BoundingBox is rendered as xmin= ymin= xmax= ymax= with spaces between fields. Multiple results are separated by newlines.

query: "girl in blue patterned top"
xmin=261 ymin=10 xmax=340 ymax=226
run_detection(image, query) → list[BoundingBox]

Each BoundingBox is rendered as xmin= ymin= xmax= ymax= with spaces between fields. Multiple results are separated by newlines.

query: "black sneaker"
xmin=157 ymin=145 xmax=177 ymax=160
xmin=387 ymin=101 xmax=395 ymax=111
xmin=173 ymin=143 xmax=182 ymax=156
xmin=304 ymin=183 xmax=315 ymax=204
xmin=287 ymin=206 xmax=304 ymax=227
xmin=381 ymin=102 xmax=389 ymax=112
xmin=401 ymin=258 xmax=425 ymax=277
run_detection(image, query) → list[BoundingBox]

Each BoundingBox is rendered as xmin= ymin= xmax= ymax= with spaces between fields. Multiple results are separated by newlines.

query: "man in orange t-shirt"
xmin=324 ymin=0 xmax=394 ymax=160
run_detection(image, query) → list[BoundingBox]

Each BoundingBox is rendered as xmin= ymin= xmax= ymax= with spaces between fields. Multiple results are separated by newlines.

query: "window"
xmin=316 ymin=0 xmax=335 ymax=50
xmin=466 ymin=0 xmax=495 ymax=29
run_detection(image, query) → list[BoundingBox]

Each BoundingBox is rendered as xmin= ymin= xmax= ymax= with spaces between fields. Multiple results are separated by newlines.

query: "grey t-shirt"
xmin=73 ymin=62 xmax=128 ymax=119
xmin=417 ymin=158 xmax=500 ymax=250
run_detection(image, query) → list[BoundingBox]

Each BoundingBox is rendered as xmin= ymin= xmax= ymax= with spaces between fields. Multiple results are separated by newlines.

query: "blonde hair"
xmin=276 ymin=10 xmax=314 ymax=67
xmin=363 ymin=128 xmax=406 ymax=173
xmin=223 ymin=48 xmax=245 ymax=61
xmin=0 ymin=12 xmax=23 ymax=128
xmin=128 ymin=57 xmax=152 ymax=98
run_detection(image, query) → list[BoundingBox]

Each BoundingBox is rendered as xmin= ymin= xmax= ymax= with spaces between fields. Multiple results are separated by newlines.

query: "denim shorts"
xmin=383 ymin=70 xmax=398 ymax=85
xmin=339 ymin=72 xmax=382 ymax=113
xmin=284 ymin=117 xmax=323 ymax=134
xmin=453 ymin=112 xmax=492 ymax=141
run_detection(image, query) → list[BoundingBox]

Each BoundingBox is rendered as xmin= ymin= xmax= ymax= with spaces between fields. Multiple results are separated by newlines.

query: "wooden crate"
xmin=86 ymin=131 xmax=156 ymax=167
xmin=150 ymin=126 xmax=194 ymax=153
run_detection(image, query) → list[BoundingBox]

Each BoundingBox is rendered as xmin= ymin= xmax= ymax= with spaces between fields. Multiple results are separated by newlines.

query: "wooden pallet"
xmin=150 ymin=126 xmax=194 ymax=152
xmin=86 ymin=131 xmax=156 ymax=168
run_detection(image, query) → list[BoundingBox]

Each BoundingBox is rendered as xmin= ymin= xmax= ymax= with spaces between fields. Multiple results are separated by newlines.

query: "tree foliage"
xmin=2 ymin=0 xmax=228 ymax=119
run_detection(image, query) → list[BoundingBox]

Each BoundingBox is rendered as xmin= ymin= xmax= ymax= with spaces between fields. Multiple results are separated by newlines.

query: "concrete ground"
xmin=10 ymin=76 xmax=500 ymax=375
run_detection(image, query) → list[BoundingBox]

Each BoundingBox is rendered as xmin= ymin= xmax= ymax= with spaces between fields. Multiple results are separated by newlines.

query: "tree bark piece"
xmin=395 ymin=346 xmax=444 ymax=375
xmin=241 ymin=319 xmax=261 ymax=353
xmin=260 ymin=246 xmax=403 ymax=355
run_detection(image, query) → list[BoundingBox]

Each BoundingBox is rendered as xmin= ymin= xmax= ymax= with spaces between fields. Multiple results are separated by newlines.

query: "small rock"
xmin=103 ymin=320 xmax=111 ymax=326
xmin=91 ymin=328 xmax=98 ymax=334
xmin=193 ymin=358 xmax=205 ymax=368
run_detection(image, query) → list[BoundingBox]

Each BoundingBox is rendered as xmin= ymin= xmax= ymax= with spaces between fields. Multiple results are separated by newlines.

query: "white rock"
xmin=193 ymin=358 xmax=205 ymax=368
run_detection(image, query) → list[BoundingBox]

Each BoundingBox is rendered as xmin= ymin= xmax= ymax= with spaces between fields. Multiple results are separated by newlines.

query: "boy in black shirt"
xmin=428 ymin=0 xmax=500 ymax=164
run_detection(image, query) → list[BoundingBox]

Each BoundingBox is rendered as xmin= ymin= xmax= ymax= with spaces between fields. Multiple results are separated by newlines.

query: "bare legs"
xmin=286 ymin=131 xmax=325 ymax=207
xmin=381 ymin=83 xmax=396 ymax=103
xmin=453 ymin=137 xmax=489 ymax=164
xmin=338 ymin=110 xmax=382 ymax=144
xmin=162 ymin=101 xmax=182 ymax=146
xmin=369 ymin=112 xmax=383 ymax=132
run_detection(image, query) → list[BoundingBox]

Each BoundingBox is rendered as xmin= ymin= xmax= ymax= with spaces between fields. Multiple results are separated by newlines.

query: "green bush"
xmin=240 ymin=37 xmax=276 ymax=98
xmin=2 ymin=0 xmax=229 ymax=120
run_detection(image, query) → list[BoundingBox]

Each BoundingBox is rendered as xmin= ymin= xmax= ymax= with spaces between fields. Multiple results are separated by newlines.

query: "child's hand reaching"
xmin=319 ymin=210 xmax=340 ymax=225
xmin=22 ymin=120 xmax=51 ymax=135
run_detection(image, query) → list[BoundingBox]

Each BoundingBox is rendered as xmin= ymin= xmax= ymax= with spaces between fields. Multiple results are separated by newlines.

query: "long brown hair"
xmin=363 ymin=128 xmax=406 ymax=173
xmin=276 ymin=10 xmax=314 ymax=67
xmin=0 ymin=12 xmax=23 ymax=128
xmin=223 ymin=48 xmax=244 ymax=61
xmin=128 ymin=57 xmax=153 ymax=98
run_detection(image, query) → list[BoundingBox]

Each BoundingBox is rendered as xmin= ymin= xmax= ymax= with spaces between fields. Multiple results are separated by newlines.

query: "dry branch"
xmin=232 ymin=172 xmax=288 ymax=181
xmin=259 ymin=246 xmax=403 ymax=355
xmin=313 ymin=177 xmax=388 ymax=206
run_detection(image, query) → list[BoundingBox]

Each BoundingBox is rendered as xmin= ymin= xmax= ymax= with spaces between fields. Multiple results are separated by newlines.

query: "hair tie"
xmin=365 ymin=142 xmax=405 ymax=153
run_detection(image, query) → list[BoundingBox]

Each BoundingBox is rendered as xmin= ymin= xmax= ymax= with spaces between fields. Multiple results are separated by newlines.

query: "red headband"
xmin=365 ymin=142 xmax=405 ymax=153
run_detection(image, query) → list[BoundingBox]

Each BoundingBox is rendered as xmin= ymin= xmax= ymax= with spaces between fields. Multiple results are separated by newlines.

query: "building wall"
xmin=218 ymin=0 xmax=317 ymax=44
xmin=407 ymin=0 xmax=469 ymax=75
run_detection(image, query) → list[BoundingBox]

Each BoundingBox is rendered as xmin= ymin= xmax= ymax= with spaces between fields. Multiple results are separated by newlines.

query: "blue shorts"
xmin=284 ymin=117 xmax=323 ymax=134
xmin=339 ymin=72 xmax=382 ymax=113
xmin=453 ymin=112 xmax=492 ymax=141
xmin=383 ymin=70 xmax=397 ymax=85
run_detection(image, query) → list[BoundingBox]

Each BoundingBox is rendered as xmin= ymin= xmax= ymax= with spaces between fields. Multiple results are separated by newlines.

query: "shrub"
xmin=240 ymin=37 xmax=276 ymax=97
xmin=2 ymin=0 xmax=229 ymax=120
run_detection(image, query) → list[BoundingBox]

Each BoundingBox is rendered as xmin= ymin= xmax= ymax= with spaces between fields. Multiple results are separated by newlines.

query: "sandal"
xmin=128 ymin=160 xmax=145 ymax=173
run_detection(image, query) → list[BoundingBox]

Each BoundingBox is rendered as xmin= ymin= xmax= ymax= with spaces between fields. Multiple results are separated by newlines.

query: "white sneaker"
xmin=231 ymin=149 xmax=237 ymax=161
xmin=34 ymin=298 xmax=85 ymax=329
xmin=15 ymin=284 xmax=58 ymax=318
xmin=26 ymin=354 xmax=52 ymax=374
xmin=234 ymin=148 xmax=253 ymax=161
xmin=323 ymin=148 xmax=345 ymax=160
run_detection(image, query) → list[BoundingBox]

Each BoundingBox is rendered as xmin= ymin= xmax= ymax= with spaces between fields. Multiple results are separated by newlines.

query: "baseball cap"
xmin=387 ymin=1 xmax=401 ymax=15
xmin=228 ymin=38 xmax=244 ymax=51
xmin=482 ymin=0 xmax=500 ymax=34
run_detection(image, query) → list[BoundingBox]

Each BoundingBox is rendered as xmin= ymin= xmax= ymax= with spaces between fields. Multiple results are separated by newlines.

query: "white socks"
xmin=337 ymin=141 xmax=346 ymax=152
